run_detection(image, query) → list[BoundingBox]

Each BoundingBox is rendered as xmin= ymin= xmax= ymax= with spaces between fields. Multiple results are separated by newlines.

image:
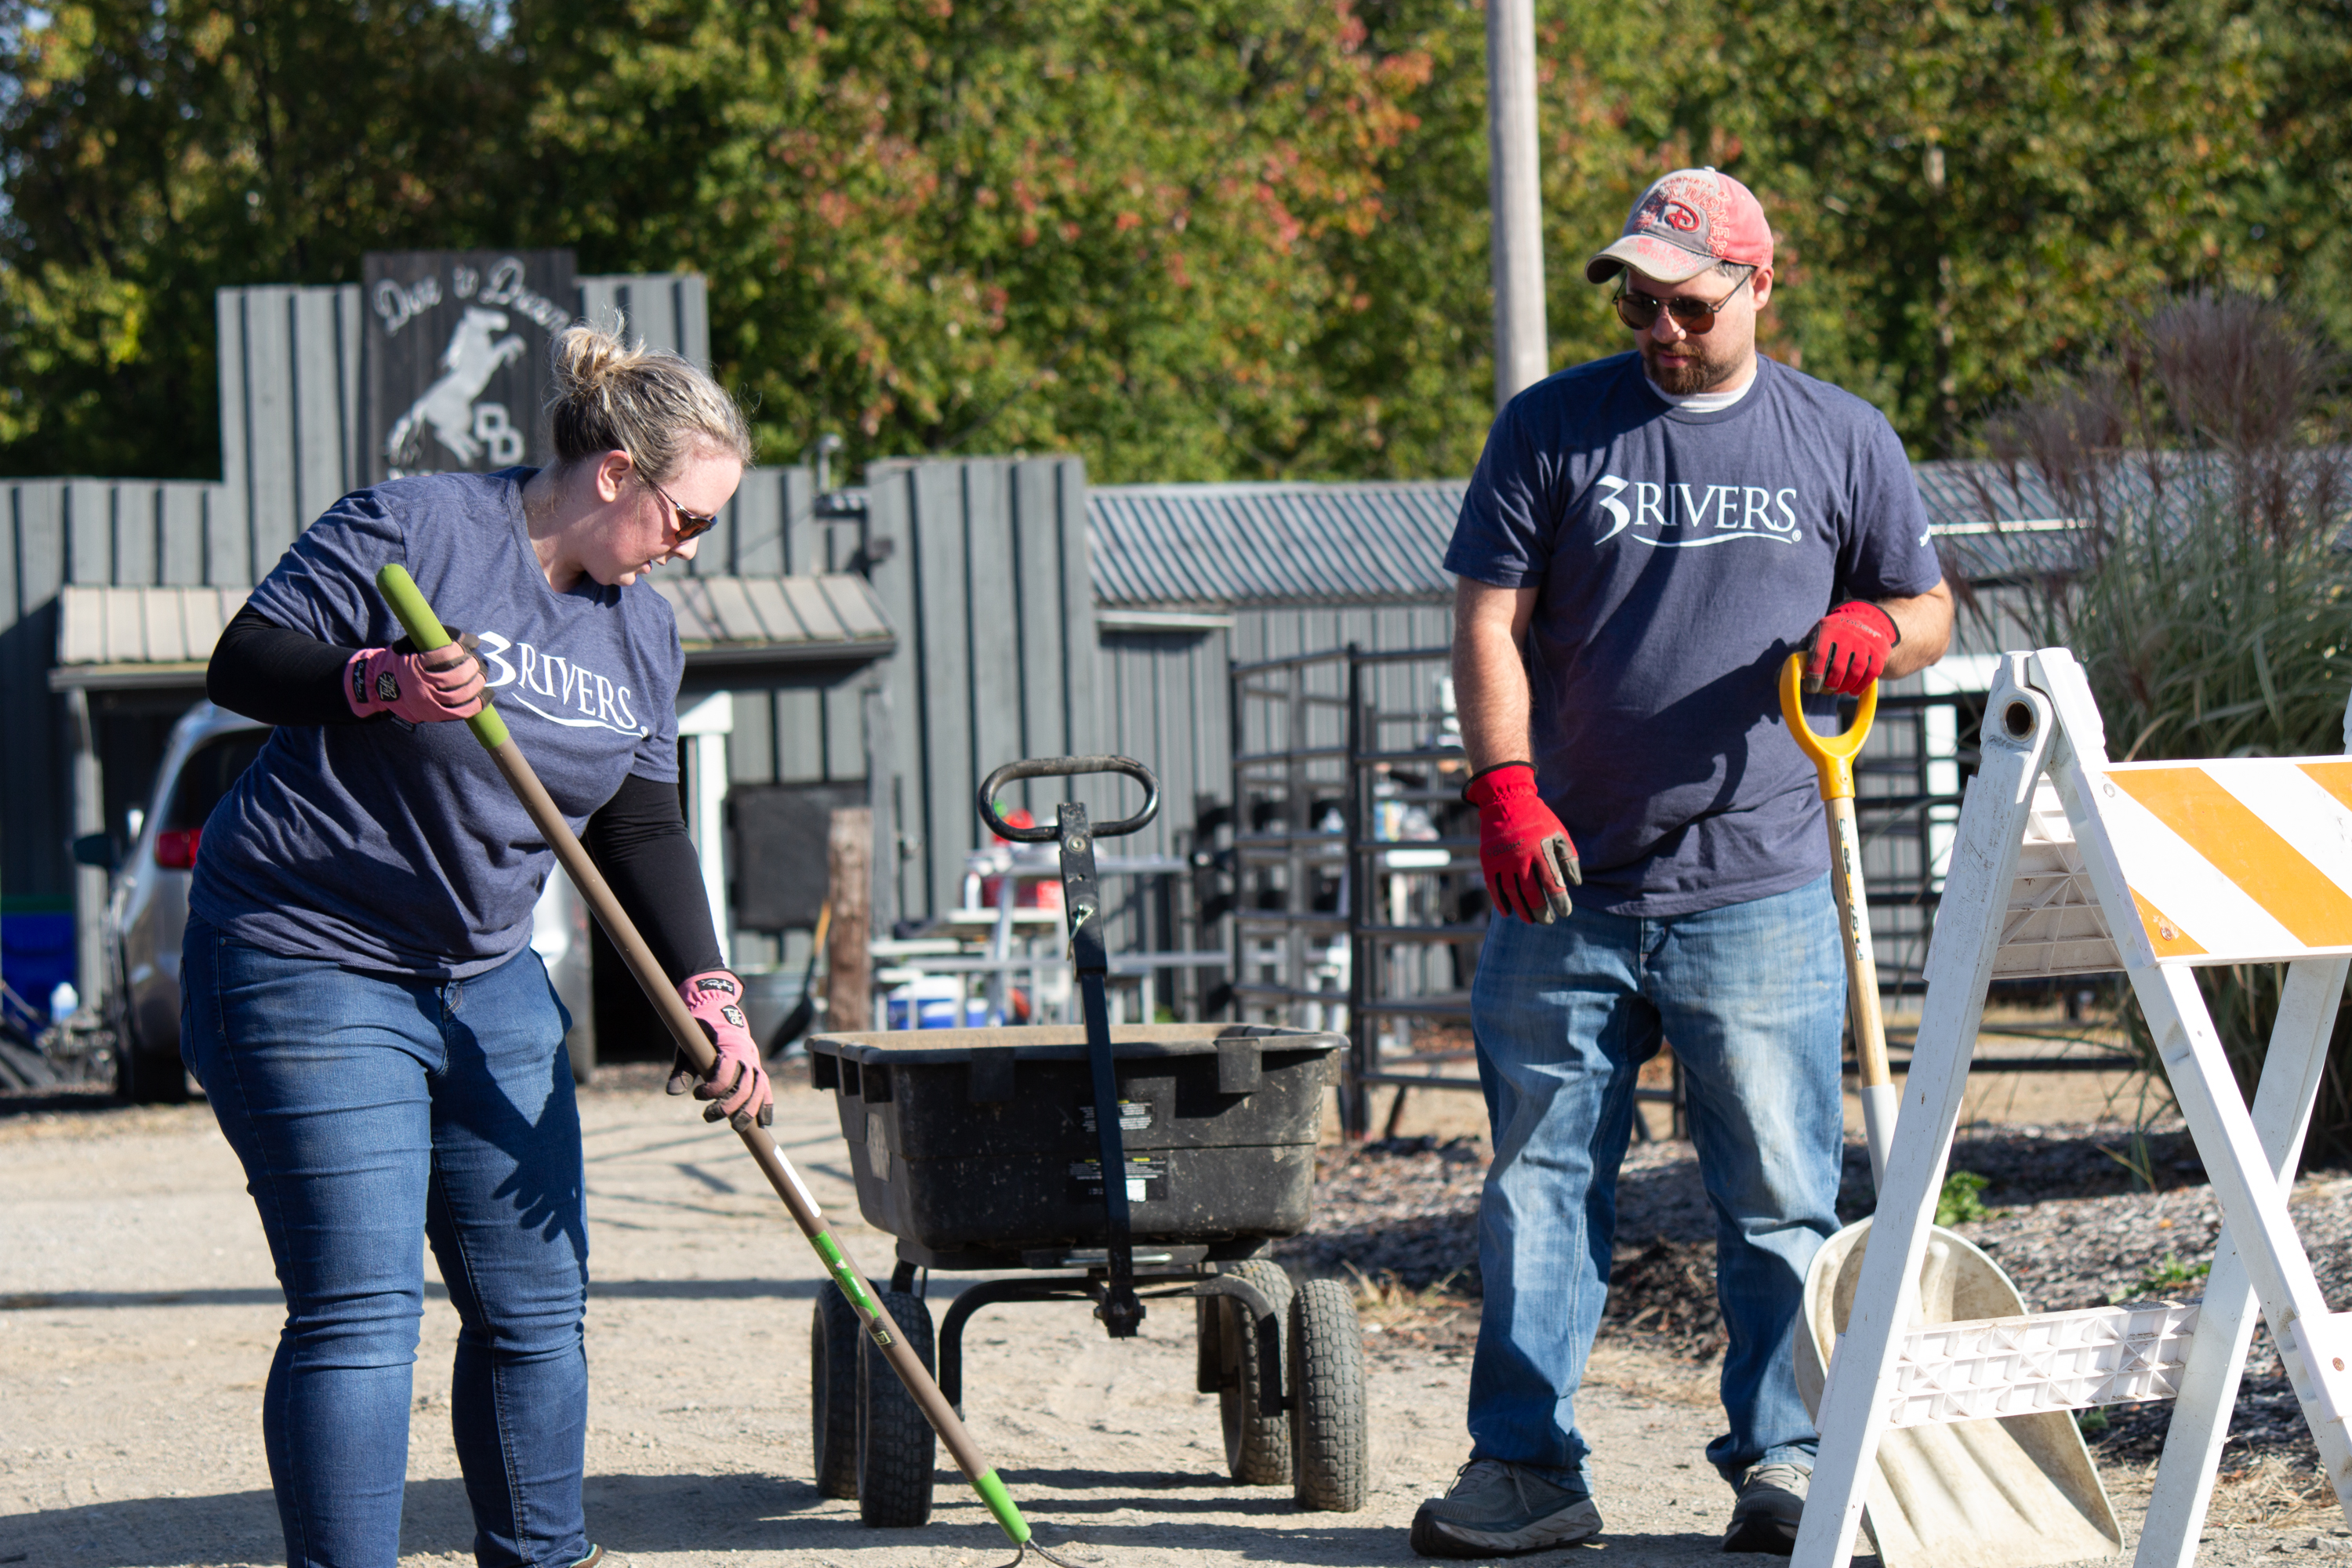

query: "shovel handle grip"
xmin=375 ymin=564 xmax=513 ymax=750
xmin=1778 ymin=651 xmax=1877 ymax=801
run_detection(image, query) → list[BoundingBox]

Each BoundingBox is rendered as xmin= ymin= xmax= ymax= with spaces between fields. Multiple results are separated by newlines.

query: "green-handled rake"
xmin=376 ymin=563 xmax=1083 ymax=1566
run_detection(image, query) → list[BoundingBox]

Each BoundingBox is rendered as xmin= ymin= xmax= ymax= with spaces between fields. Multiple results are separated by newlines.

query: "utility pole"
xmin=1487 ymin=0 xmax=1548 ymax=411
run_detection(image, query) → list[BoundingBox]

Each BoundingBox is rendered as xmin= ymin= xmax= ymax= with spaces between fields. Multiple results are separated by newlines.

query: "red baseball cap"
xmin=1584 ymin=168 xmax=1773 ymax=285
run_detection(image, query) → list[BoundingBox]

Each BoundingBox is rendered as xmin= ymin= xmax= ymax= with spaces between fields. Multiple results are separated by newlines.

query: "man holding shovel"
xmin=1414 ymin=168 xmax=1954 ymax=1557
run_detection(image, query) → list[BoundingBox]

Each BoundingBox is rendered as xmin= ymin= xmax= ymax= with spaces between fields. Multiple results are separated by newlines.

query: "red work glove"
xmin=1463 ymin=762 xmax=1581 ymax=925
xmin=345 ymin=628 xmax=486 ymax=723
xmin=670 ymin=970 xmax=774 ymax=1130
xmin=1806 ymin=601 xmax=1899 ymax=696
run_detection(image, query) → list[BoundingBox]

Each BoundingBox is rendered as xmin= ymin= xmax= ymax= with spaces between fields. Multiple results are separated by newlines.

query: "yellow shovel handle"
xmin=1778 ymin=650 xmax=1878 ymax=801
xmin=1779 ymin=651 xmax=1897 ymax=1179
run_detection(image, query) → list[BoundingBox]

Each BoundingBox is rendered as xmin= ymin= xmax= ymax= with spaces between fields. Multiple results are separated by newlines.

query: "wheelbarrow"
xmin=806 ymin=756 xmax=1370 ymax=1526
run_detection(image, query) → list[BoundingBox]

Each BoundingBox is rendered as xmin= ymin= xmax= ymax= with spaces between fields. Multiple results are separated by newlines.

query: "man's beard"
xmin=1644 ymin=342 xmax=1734 ymax=396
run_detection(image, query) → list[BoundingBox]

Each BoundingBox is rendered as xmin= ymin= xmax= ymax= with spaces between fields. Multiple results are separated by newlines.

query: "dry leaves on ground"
xmin=1283 ymin=1123 xmax=2352 ymax=1479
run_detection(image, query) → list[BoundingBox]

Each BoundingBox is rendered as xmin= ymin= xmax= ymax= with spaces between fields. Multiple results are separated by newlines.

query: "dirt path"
xmin=2 ymin=1080 xmax=2346 ymax=1566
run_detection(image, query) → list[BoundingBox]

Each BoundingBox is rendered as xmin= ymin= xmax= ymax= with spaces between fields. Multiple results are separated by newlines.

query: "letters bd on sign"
xmin=364 ymin=249 xmax=579 ymax=484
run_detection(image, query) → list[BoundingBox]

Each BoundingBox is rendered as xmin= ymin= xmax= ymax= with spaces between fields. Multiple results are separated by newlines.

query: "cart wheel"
xmin=856 ymin=1288 xmax=938 ymax=1526
xmin=1214 ymin=1259 xmax=1294 ymax=1486
xmin=1287 ymin=1278 xmax=1369 ymax=1512
xmin=811 ymin=1283 xmax=862 ymax=1499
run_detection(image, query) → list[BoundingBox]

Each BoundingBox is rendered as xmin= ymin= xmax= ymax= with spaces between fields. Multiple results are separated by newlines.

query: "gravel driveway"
xmin=2 ymin=1074 xmax=2347 ymax=1566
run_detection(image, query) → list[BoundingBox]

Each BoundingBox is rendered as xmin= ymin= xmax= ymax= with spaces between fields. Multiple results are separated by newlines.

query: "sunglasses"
xmin=1613 ymin=271 xmax=1752 ymax=335
xmin=644 ymin=472 xmax=720 ymax=543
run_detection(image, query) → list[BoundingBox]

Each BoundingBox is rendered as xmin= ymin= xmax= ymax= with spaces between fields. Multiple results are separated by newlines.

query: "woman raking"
xmin=186 ymin=324 xmax=772 ymax=1568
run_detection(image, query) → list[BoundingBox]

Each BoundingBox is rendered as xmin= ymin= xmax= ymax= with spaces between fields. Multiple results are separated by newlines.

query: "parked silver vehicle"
xmin=100 ymin=702 xmax=597 ymax=1101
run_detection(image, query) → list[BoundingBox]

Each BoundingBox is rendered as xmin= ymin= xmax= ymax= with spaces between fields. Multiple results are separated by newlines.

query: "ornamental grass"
xmin=1964 ymin=292 xmax=2352 ymax=1164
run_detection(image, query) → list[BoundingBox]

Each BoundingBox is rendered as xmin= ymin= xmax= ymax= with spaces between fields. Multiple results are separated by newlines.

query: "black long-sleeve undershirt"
xmin=584 ymin=773 xmax=725 ymax=979
xmin=209 ymin=602 xmax=357 ymax=726
xmin=205 ymin=604 xmax=724 ymax=982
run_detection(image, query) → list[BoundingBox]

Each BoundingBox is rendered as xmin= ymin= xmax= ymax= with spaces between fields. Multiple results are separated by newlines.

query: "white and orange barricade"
xmin=1798 ymin=648 xmax=2352 ymax=1568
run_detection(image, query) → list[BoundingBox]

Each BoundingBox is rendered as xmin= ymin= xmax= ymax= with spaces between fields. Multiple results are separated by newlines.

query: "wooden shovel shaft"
xmin=375 ymin=566 xmax=1033 ymax=1544
xmin=1825 ymin=794 xmax=1889 ymax=1087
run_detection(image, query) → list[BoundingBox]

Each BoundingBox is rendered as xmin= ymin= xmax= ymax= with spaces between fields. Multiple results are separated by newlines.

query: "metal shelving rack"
xmin=871 ymin=841 xmax=1220 ymax=1029
xmin=1229 ymin=644 xmax=1685 ymax=1138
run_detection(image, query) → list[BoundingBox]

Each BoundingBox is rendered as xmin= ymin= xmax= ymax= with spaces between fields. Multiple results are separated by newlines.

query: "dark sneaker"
xmin=1410 ymin=1458 xmax=1603 ymax=1557
xmin=1722 ymin=1461 xmax=1808 ymax=1554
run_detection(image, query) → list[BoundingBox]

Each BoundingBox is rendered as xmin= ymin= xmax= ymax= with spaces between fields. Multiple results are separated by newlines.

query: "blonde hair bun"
xmin=546 ymin=322 xmax=753 ymax=477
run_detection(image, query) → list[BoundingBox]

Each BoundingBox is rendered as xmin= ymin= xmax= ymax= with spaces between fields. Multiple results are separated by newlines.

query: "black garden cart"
xmin=806 ymin=757 xmax=1370 ymax=1527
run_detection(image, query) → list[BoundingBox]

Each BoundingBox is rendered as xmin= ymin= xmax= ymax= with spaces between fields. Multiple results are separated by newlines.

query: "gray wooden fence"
xmin=702 ymin=464 xmax=872 ymax=793
xmin=3 ymin=478 xmax=236 ymax=933
xmin=214 ymin=274 xmax=712 ymax=588
xmin=3 ymin=452 xmax=1105 ymax=988
xmin=2 ymin=274 xmax=751 ymax=986
xmin=863 ymin=456 xmax=1101 ymax=924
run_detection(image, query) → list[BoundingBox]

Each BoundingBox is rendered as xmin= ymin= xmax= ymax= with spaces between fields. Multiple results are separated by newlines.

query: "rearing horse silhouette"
xmin=386 ymin=307 xmax=527 ymax=468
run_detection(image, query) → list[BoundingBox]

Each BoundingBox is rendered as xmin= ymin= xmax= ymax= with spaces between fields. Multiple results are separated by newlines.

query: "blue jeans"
xmin=1466 ymin=875 xmax=1846 ymax=1486
xmin=181 ymin=914 xmax=590 ymax=1568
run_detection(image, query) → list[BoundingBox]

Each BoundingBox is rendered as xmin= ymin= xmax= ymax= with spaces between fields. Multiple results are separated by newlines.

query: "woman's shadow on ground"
xmin=0 ymin=1469 xmax=1772 ymax=1566
xmin=0 ymin=1473 xmax=817 ymax=1566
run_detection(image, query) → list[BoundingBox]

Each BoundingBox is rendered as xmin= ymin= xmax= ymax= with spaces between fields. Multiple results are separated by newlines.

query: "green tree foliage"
xmin=0 ymin=0 xmax=522 ymax=476
xmin=1984 ymin=292 xmax=2352 ymax=1163
xmin=1723 ymin=0 xmax=2277 ymax=456
xmin=2237 ymin=0 xmax=2352 ymax=348
xmin=503 ymin=0 xmax=1456 ymax=480
xmin=1 ymin=0 xmax=2344 ymax=482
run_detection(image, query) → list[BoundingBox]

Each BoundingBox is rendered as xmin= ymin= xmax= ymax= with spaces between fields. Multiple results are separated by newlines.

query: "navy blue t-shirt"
xmin=1444 ymin=353 xmax=1941 ymax=916
xmin=191 ymin=470 xmax=683 ymax=978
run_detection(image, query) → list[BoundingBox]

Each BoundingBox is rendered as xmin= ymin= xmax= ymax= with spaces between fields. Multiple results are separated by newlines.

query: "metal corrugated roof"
xmin=654 ymin=572 xmax=895 ymax=664
xmin=1919 ymin=450 xmax=2352 ymax=579
xmin=1087 ymin=474 xmax=2061 ymax=605
xmin=50 ymin=575 xmax=892 ymax=690
xmin=1088 ymin=481 xmax=1466 ymax=608
xmin=1091 ymin=453 xmax=2352 ymax=607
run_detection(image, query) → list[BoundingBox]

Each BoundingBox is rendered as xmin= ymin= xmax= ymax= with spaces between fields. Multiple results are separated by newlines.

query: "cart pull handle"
xmin=978 ymin=756 xmax=1160 ymax=842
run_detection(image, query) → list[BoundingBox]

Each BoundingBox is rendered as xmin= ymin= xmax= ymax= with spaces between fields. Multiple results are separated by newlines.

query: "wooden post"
xmin=826 ymin=807 xmax=873 ymax=1033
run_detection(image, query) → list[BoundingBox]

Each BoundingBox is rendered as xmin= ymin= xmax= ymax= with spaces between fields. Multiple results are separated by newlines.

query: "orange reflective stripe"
xmin=2296 ymin=759 xmax=2352 ymax=814
xmin=2130 ymin=889 xmax=2207 ymax=960
xmin=2108 ymin=767 xmax=2352 ymax=949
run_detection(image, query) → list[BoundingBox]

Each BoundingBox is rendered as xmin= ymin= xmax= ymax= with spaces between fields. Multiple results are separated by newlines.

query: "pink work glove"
xmin=670 ymin=970 xmax=774 ymax=1130
xmin=345 ymin=629 xmax=486 ymax=723
xmin=1464 ymin=762 xmax=1581 ymax=925
xmin=1806 ymin=601 xmax=1899 ymax=696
